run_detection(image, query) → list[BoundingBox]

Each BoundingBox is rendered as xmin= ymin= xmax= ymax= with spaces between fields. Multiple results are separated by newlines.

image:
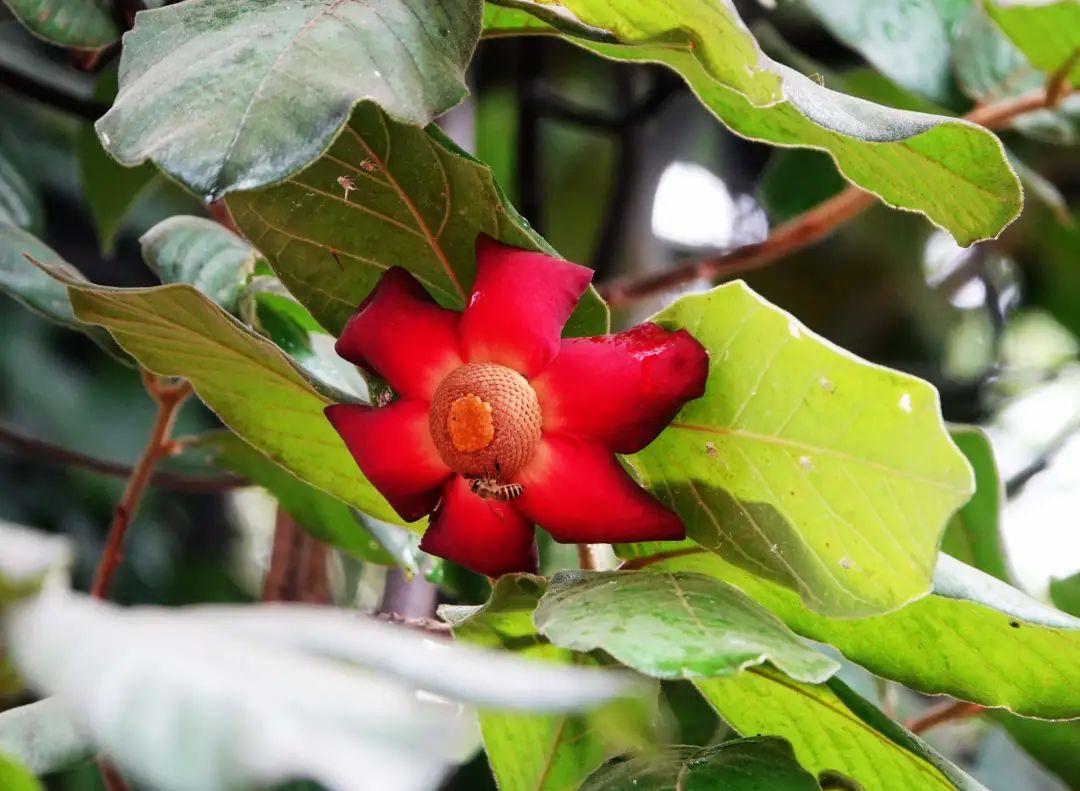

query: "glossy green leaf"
xmin=0 ymin=145 xmax=42 ymax=233
xmin=649 ymin=551 xmax=1080 ymax=720
xmin=195 ymin=431 xmax=398 ymax=565
xmin=0 ymin=752 xmax=43 ymax=791
xmin=1 ymin=0 xmax=118 ymax=51
xmin=0 ymin=226 xmax=130 ymax=363
xmin=534 ymin=570 xmax=838 ymax=683
xmin=483 ymin=5 xmax=1022 ymax=246
xmin=696 ymin=669 xmax=985 ymax=791
xmin=96 ymin=0 xmax=483 ymax=199
xmin=0 ymin=700 xmax=87 ymax=780
xmin=941 ymin=425 xmax=1010 ymax=581
xmin=799 ymin=0 xmax=969 ymax=105
xmin=441 ymin=576 xmax=648 ymax=791
xmin=580 ymin=737 xmax=818 ymax=791
xmin=986 ymin=0 xmax=1080 ymax=87
xmin=49 ymin=272 xmax=404 ymax=527
xmin=628 ymin=282 xmax=973 ymax=616
xmin=1051 ymin=572 xmax=1080 ymax=618
xmin=141 ymin=216 xmax=263 ymax=313
xmin=229 ymin=102 xmax=608 ymax=338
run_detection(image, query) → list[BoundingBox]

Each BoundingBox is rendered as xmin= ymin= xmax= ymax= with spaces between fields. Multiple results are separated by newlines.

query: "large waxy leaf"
xmin=941 ymin=425 xmax=1010 ymax=581
xmin=696 ymin=669 xmax=985 ymax=791
xmin=228 ymin=102 xmax=608 ymax=338
xmin=580 ymin=737 xmax=818 ymax=791
xmin=986 ymin=0 xmax=1080 ymax=87
xmin=195 ymin=430 xmax=399 ymax=565
xmin=483 ymin=5 xmax=1022 ymax=246
xmin=0 ymin=145 xmax=42 ymax=233
xmin=533 ymin=570 xmax=838 ymax=683
xmin=0 ymin=227 xmax=129 ymax=363
xmin=48 ymin=272 xmax=404 ymax=526
xmin=140 ymin=216 xmax=264 ymax=313
xmin=627 ymin=282 xmax=973 ymax=616
xmin=1 ymin=0 xmax=119 ymax=51
xmin=648 ymin=551 xmax=1080 ymax=720
xmin=96 ymin=0 xmax=483 ymax=200
xmin=441 ymin=576 xmax=648 ymax=791
xmin=799 ymin=0 xmax=969 ymax=105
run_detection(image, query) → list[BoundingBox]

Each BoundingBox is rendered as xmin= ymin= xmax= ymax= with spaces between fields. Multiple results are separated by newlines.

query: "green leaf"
xmin=0 ymin=699 xmax=88 ymax=778
xmin=953 ymin=7 xmax=1080 ymax=146
xmin=799 ymin=0 xmax=969 ymax=105
xmin=0 ymin=145 xmax=42 ymax=233
xmin=141 ymin=216 xmax=264 ymax=313
xmin=1 ymin=0 xmax=119 ymax=51
xmin=441 ymin=576 xmax=649 ymax=791
xmin=195 ymin=430 xmax=399 ymax=565
xmin=483 ymin=5 xmax=1022 ymax=246
xmin=50 ymin=272 xmax=404 ymax=526
xmin=96 ymin=0 xmax=484 ymax=199
xmin=941 ymin=426 xmax=1010 ymax=582
xmin=696 ymin=669 xmax=985 ymax=791
xmin=628 ymin=282 xmax=973 ymax=616
xmin=580 ymin=737 xmax=818 ymax=791
xmin=986 ymin=0 xmax=1080 ymax=87
xmin=533 ymin=570 xmax=838 ymax=683
xmin=0 ymin=226 xmax=131 ymax=363
xmin=0 ymin=752 xmax=43 ymax=791
xmin=649 ymin=551 xmax=1080 ymax=720
xmin=228 ymin=102 xmax=608 ymax=338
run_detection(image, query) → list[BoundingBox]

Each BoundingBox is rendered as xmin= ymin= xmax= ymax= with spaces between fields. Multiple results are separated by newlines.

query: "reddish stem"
xmin=906 ymin=700 xmax=985 ymax=734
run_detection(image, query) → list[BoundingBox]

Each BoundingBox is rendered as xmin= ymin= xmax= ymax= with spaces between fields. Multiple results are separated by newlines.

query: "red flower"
xmin=325 ymin=236 xmax=709 ymax=577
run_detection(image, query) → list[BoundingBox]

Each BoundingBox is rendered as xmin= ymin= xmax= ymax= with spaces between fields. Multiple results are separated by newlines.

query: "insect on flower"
xmin=324 ymin=235 xmax=709 ymax=577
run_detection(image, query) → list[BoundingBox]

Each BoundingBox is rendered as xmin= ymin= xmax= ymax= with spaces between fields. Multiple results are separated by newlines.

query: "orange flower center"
xmin=430 ymin=363 xmax=542 ymax=480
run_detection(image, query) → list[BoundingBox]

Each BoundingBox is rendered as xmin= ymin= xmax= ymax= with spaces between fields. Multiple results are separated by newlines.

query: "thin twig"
xmin=618 ymin=547 xmax=705 ymax=571
xmin=89 ymin=372 xmax=192 ymax=599
xmin=576 ymin=543 xmax=602 ymax=571
xmin=906 ymin=700 xmax=984 ymax=734
xmin=0 ymin=423 xmax=246 ymax=491
xmin=597 ymin=84 xmax=1079 ymax=308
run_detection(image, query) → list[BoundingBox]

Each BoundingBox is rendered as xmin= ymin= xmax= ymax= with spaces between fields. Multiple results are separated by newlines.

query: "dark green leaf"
xmin=141 ymin=216 xmax=264 ymax=312
xmin=629 ymin=282 xmax=973 ymax=616
xmin=194 ymin=431 xmax=400 ymax=565
xmin=649 ymin=551 xmax=1080 ymax=719
xmin=0 ymin=226 xmax=131 ymax=363
xmin=0 ymin=145 xmax=42 ymax=233
xmin=1 ymin=0 xmax=119 ymax=51
xmin=941 ymin=425 xmax=1010 ymax=582
xmin=229 ymin=102 xmax=608 ymax=338
xmin=580 ymin=737 xmax=818 ymax=791
xmin=1050 ymin=572 xmax=1080 ymax=619
xmin=696 ymin=669 xmax=985 ymax=791
xmin=534 ymin=570 xmax=838 ymax=682
xmin=991 ymin=713 xmax=1080 ymax=790
xmin=96 ymin=0 xmax=484 ymax=199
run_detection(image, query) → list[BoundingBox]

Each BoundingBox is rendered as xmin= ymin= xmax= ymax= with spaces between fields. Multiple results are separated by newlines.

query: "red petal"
xmin=419 ymin=475 xmax=538 ymax=577
xmin=513 ymin=434 xmax=685 ymax=544
xmin=459 ymin=235 xmax=593 ymax=378
xmin=532 ymin=323 xmax=709 ymax=453
xmin=325 ymin=401 xmax=451 ymax=522
xmin=335 ymin=267 xmax=463 ymax=401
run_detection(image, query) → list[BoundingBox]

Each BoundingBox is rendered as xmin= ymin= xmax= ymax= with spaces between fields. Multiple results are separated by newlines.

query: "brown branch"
xmin=90 ymin=372 xmax=192 ymax=599
xmin=262 ymin=507 xmax=332 ymax=604
xmin=576 ymin=543 xmax=603 ymax=570
xmin=597 ymin=84 xmax=1078 ymax=308
xmin=0 ymin=424 xmax=246 ymax=492
xmin=906 ymin=700 xmax=984 ymax=734
xmin=618 ymin=547 xmax=706 ymax=571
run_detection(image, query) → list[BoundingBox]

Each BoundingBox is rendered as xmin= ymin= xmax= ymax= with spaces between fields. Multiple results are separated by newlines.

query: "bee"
xmin=336 ymin=175 xmax=356 ymax=199
xmin=469 ymin=478 xmax=524 ymax=501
